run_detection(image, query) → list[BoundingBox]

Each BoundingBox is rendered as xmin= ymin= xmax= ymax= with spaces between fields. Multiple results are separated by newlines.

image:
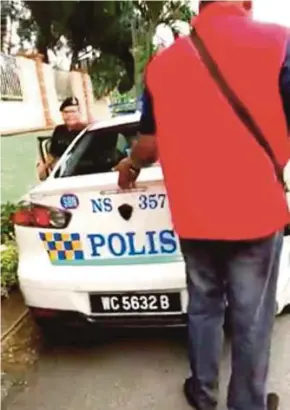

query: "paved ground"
xmin=3 ymin=310 xmax=290 ymax=410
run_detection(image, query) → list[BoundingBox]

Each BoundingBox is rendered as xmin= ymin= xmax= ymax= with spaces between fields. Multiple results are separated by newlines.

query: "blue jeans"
xmin=180 ymin=231 xmax=283 ymax=410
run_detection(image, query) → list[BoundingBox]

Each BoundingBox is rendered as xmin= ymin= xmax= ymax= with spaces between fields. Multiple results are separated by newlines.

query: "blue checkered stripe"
xmin=39 ymin=232 xmax=84 ymax=262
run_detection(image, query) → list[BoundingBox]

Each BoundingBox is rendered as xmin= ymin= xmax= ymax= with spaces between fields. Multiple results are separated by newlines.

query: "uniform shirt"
xmin=49 ymin=123 xmax=86 ymax=158
xmin=140 ymin=42 xmax=290 ymax=134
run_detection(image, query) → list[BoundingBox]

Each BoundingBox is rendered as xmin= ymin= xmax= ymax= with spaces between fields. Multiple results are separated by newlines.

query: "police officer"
xmin=117 ymin=2 xmax=290 ymax=410
xmin=38 ymin=97 xmax=87 ymax=180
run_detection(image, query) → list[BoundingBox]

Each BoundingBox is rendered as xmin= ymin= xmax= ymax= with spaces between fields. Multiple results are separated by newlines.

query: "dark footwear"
xmin=267 ymin=393 xmax=279 ymax=410
xmin=183 ymin=378 xmax=217 ymax=410
xmin=183 ymin=378 xmax=199 ymax=409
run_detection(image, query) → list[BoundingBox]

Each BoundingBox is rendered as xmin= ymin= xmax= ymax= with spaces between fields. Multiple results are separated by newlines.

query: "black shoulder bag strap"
xmin=190 ymin=27 xmax=285 ymax=188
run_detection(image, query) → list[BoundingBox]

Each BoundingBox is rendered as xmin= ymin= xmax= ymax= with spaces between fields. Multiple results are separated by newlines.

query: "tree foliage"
xmin=90 ymin=54 xmax=129 ymax=100
xmin=19 ymin=0 xmax=193 ymax=95
xmin=1 ymin=202 xmax=18 ymax=243
xmin=1 ymin=0 xmax=25 ymax=53
xmin=1 ymin=242 xmax=18 ymax=298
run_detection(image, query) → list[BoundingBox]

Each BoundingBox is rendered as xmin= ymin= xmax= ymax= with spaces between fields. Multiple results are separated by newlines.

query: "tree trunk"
xmin=37 ymin=42 xmax=49 ymax=63
xmin=70 ymin=49 xmax=79 ymax=70
xmin=131 ymin=15 xmax=138 ymax=99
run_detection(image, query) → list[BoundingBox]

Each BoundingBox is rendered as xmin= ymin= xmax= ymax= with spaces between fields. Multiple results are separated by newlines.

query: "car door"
xmin=36 ymin=136 xmax=52 ymax=180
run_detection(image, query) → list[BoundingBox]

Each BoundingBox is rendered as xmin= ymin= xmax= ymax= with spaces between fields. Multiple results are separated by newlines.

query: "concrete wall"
xmin=0 ymin=54 xmax=111 ymax=134
xmin=85 ymin=73 xmax=111 ymax=122
xmin=42 ymin=63 xmax=62 ymax=125
xmin=0 ymin=57 xmax=45 ymax=133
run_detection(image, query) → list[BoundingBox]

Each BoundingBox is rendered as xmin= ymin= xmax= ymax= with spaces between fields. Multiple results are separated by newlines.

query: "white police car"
xmin=13 ymin=113 xmax=290 ymax=334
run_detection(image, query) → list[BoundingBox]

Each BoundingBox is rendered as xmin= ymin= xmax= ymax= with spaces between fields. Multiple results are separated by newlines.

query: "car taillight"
xmin=12 ymin=202 xmax=71 ymax=229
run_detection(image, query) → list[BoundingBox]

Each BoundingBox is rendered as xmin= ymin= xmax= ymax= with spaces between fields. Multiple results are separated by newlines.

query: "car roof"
xmin=87 ymin=112 xmax=141 ymax=132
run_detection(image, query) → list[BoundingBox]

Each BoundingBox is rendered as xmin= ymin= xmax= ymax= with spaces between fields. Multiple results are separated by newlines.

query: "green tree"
xmin=90 ymin=54 xmax=129 ymax=100
xmin=1 ymin=0 xmax=23 ymax=53
xmin=20 ymin=0 xmax=193 ymax=95
xmin=129 ymin=1 xmax=193 ymax=95
xmin=21 ymin=1 xmax=76 ymax=62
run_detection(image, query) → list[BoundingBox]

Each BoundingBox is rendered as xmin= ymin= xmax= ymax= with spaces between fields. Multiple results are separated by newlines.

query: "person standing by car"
xmin=37 ymin=97 xmax=87 ymax=180
xmin=116 ymin=2 xmax=290 ymax=410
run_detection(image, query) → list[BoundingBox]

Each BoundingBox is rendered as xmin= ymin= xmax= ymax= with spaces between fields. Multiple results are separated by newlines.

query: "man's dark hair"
xmin=200 ymin=1 xmax=253 ymax=11
xmin=199 ymin=1 xmax=215 ymax=11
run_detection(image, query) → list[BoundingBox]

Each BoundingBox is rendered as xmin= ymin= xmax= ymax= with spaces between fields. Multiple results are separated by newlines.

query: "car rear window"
xmin=54 ymin=123 xmax=139 ymax=178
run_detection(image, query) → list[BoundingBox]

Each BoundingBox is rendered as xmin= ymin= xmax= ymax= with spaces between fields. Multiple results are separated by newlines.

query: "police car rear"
xmin=13 ymin=113 xmax=188 ymax=333
xmin=13 ymin=113 xmax=290 ymax=335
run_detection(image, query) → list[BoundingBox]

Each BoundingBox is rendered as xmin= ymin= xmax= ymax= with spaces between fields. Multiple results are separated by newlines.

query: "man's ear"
xmin=243 ymin=1 xmax=252 ymax=12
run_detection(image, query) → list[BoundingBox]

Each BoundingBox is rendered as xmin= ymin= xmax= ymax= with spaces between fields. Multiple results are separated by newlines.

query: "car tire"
xmin=32 ymin=318 xmax=66 ymax=345
xmin=32 ymin=317 xmax=109 ymax=346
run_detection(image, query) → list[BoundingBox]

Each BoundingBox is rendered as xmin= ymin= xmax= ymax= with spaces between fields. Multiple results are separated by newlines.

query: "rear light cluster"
xmin=12 ymin=202 xmax=71 ymax=229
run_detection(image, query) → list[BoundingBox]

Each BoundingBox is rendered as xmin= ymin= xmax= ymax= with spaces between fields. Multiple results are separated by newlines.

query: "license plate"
xmin=90 ymin=292 xmax=181 ymax=314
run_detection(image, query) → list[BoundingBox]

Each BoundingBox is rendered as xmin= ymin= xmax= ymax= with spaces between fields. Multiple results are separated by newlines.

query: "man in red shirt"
xmin=117 ymin=1 xmax=290 ymax=409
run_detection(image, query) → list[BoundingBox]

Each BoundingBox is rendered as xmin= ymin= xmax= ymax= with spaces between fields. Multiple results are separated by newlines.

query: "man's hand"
xmin=115 ymin=134 xmax=157 ymax=189
xmin=115 ymin=158 xmax=140 ymax=189
xmin=36 ymin=154 xmax=57 ymax=181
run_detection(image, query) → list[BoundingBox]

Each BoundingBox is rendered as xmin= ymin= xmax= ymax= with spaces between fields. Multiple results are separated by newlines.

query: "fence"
xmin=0 ymin=53 xmax=22 ymax=100
xmin=53 ymin=68 xmax=73 ymax=101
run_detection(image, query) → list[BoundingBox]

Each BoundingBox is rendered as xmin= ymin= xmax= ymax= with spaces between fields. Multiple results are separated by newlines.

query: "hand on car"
xmin=115 ymin=158 xmax=140 ymax=189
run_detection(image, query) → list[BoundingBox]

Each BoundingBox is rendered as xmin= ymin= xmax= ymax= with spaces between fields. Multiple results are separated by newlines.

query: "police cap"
xmin=59 ymin=97 xmax=79 ymax=112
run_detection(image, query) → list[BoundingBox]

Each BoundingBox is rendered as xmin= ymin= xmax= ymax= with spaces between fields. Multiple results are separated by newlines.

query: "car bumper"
xmin=29 ymin=307 xmax=187 ymax=328
xmin=18 ymin=258 xmax=188 ymax=316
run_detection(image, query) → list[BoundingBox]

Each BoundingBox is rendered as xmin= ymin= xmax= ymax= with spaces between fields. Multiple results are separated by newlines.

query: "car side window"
xmin=55 ymin=123 xmax=139 ymax=178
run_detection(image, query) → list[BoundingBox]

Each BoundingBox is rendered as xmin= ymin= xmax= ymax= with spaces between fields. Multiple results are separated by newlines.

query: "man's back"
xmin=116 ymin=4 xmax=290 ymax=409
xmin=146 ymin=3 xmax=289 ymax=240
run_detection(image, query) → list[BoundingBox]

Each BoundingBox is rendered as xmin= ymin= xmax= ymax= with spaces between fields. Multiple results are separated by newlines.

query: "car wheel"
xmin=33 ymin=318 xmax=109 ymax=346
xmin=32 ymin=318 xmax=67 ymax=344
xmin=28 ymin=311 xmax=77 ymax=345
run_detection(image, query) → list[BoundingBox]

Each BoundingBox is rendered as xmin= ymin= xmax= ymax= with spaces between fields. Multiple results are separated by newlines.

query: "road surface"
xmin=4 ymin=311 xmax=290 ymax=410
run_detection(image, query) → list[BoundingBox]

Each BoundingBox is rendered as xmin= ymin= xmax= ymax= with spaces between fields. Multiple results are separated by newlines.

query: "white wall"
xmin=85 ymin=73 xmax=111 ymax=121
xmin=42 ymin=63 xmax=62 ymax=125
xmin=0 ymin=55 xmax=111 ymax=134
xmin=0 ymin=57 xmax=45 ymax=133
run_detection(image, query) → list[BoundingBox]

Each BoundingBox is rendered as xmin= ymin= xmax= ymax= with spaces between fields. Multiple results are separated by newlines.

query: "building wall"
xmin=85 ymin=73 xmax=111 ymax=121
xmin=0 ymin=54 xmax=111 ymax=134
xmin=42 ymin=63 xmax=62 ymax=125
xmin=0 ymin=57 xmax=45 ymax=133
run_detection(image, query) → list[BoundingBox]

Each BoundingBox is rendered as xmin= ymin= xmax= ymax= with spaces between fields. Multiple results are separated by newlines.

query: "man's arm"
xmin=116 ymin=86 xmax=157 ymax=189
xmin=39 ymin=127 xmax=60 ymax=176
xmin=279 ymin=41 xmax=290 ymax=189
xmin=279 ymin=41 xmax=290 ymax=132
xmin=130 ymin=86 xmax=158 ymax=169
xmin=48 ymin=126 xmax=61 ymax=161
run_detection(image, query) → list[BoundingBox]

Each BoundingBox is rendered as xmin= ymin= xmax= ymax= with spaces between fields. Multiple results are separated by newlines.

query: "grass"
xmin=1 ymin=131 xmax=51 ymax=203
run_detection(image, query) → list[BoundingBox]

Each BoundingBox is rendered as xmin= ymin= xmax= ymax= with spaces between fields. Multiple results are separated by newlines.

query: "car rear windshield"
xmin=54 ymin=123 xmax=139 ymax=178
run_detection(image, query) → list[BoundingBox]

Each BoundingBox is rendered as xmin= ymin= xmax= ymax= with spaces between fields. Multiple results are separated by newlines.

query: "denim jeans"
xmin=180 ymin=231 xmax=283 ymax=410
